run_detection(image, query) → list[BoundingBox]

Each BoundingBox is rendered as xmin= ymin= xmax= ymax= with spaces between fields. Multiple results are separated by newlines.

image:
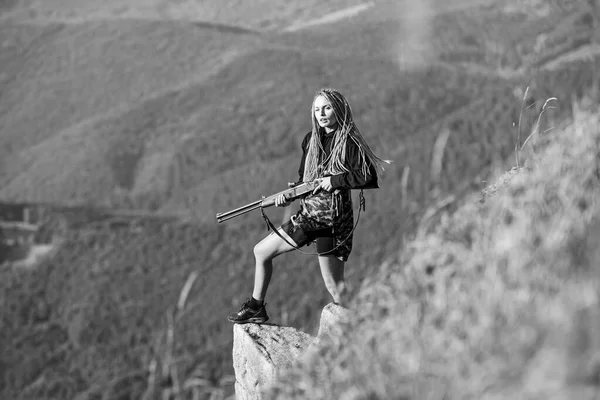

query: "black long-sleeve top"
xmin=297 ymin=131 xmax=379 ymax=190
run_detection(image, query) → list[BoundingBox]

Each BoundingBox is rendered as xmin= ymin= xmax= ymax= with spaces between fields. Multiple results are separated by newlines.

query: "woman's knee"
xmin=253 ymin=240 xmax=275 ymax=262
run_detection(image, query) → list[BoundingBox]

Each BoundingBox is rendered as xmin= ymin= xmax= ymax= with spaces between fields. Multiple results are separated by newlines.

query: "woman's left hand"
xmin=314 ymin=177 xmax=333 ymax=194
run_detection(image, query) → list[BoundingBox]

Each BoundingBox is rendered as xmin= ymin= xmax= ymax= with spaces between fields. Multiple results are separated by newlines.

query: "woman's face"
xmin=314 ymin=95 xmax=338 ymax=131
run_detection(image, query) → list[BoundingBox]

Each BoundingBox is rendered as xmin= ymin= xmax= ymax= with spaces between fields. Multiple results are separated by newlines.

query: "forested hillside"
xmin=1 ymin=0 xmax=599 ymax=398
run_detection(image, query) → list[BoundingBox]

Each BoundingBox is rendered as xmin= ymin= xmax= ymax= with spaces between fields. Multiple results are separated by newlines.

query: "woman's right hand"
xmin=275 ymin=193 xmax=292 ymax=207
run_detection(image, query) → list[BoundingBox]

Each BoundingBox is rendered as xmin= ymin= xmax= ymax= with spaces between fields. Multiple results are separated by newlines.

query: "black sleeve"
xmin=296 ymin=132 xmax=312 ymax=184
xmin=329 ymin=139 xmax=378 ymax=189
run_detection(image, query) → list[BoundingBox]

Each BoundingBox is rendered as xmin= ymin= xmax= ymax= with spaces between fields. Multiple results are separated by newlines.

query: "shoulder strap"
xmin=260 ymin=190 xmax=366 ymax=256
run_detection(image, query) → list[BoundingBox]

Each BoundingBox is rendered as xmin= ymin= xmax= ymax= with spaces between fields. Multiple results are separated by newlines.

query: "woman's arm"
xmin=329 ymin=139 xmax=378 ymax=190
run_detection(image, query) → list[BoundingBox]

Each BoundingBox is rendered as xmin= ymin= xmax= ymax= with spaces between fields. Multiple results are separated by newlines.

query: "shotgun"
xmin=216 ymin=180 xmax=321 ymax=223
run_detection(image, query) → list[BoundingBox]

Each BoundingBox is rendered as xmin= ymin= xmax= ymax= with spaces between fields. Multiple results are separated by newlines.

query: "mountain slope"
xmin=2 ymin=1 xmax=600 ymax=399
xmin=0 ymin=19 xmax=262 ymax=164
xmin=2 ymin=0 xmax=595 ymax=211
xmin=0 ymin=47 xmax=508 ymax=211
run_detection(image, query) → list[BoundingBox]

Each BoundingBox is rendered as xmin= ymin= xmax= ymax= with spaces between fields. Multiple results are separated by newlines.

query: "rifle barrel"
xmin=216 ymin=200 xmax=262 ymax=223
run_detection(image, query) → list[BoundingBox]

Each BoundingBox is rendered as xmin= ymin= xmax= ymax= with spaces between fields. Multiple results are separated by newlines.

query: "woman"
xmin=228 ymin=87 xmax=389 ymax=324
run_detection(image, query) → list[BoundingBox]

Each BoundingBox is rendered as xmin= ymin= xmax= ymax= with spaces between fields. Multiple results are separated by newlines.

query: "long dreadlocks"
xmin=302 ymin=88 xmax=391 ymax=183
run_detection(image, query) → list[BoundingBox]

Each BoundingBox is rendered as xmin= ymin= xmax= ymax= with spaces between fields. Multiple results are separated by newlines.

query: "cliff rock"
xmin=232 ymin=323 xmax=312 ymax=400
xmin=314 ymin=302 xmax=351 ymax=345
xmin=232 ymin=303 xmax=350 ymax=399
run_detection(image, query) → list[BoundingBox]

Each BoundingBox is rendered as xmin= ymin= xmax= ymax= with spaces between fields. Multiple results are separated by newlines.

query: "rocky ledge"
xmin=232 ymin=303 xmax=350 ymax=400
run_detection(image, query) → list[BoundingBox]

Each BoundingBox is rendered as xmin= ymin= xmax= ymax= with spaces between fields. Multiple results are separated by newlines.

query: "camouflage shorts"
xmin=290 ymin=189 xmax=354 ymax=262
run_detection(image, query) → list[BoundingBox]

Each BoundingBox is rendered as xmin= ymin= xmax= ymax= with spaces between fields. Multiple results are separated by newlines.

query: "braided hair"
xmin=302 ymin=87 xmax=391 ymax=183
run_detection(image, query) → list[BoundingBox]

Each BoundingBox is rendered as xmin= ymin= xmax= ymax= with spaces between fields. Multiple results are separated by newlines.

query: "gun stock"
xmin=216 ymin=180 xmax=320 ymax=223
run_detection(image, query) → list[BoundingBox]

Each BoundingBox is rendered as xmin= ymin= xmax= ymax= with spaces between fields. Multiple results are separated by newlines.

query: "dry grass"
xmin=270 ymin=102 xmax=600 ymax=399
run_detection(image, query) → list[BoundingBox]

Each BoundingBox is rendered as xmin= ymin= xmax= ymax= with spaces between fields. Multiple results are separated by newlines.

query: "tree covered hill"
xmin=1 ymin=0 xmax=596 ymax=214
xmin=1 ymin=0 xmax=599 ymax=399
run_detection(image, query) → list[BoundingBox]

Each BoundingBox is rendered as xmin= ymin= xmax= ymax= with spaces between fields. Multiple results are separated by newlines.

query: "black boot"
xmin=227 ymin=298 xmax=269 ymax=324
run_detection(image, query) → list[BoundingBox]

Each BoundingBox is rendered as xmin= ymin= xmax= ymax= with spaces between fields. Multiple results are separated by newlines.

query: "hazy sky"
xmin=392 ymin=0 xmax=435 ymax=70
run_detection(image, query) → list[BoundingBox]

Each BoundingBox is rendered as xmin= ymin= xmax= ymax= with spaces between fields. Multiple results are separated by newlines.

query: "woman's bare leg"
xmin=318 ymin=255 xmax=347 ymax=306
xmin=252 ymin=229 xmax=296 ymax=301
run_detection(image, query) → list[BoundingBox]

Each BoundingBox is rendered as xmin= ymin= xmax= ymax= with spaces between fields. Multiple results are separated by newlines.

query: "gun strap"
xmin=259 ymin=190 xmax=365 ymax=257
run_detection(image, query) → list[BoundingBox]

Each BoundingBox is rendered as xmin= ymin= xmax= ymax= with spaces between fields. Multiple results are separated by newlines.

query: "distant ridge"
xmin=8 ymin=15 xmax=261 ymax=36
xmin=283 ymin=2 xmax=375 ymax=32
